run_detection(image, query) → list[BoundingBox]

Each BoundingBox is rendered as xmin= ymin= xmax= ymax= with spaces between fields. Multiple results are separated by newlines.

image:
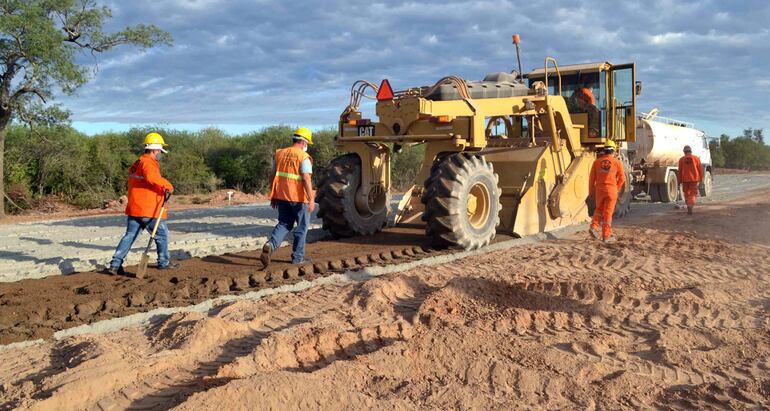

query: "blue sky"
xmin=61 ymin=0 xmax=770 ymax=138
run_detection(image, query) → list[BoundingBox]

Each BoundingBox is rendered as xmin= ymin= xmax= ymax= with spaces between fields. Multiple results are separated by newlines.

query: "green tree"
xmin=0 ymin=0 xmax=172 ymax=216
xmin=709 ymin=134 xmax=727 ymax=168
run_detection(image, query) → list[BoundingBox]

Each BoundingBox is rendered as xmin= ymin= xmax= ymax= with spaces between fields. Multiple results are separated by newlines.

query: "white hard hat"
xmin=145 ymin=143 xmax=168 ymax=153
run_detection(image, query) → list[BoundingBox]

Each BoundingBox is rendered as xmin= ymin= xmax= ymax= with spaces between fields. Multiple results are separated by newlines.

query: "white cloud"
xmin=647 ymin=32 xmax=686 ymax=45
xmin=58 ymin=0 xmax=770 ymax=137
xmin=216 ymin=34 xmax=233 ymax=47
xmin=422 ymin=34 xmax=438 ymax=45
xmin=714 ymin=11 xmax=730 ymax=22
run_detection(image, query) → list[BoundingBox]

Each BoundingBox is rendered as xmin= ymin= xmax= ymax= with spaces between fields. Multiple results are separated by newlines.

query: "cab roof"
xmin=527 ymin=61 xmax=612 ymax=78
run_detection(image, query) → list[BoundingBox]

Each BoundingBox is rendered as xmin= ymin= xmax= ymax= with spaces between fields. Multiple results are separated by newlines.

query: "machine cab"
xmin=526 ymin=62 xmax=639 ymax=143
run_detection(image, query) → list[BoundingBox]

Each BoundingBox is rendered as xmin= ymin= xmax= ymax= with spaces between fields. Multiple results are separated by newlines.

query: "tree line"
xmin=2 ymin=124 xmax=425 ymax=213
xmin=709 ymin=128 xmax=770 ymax=170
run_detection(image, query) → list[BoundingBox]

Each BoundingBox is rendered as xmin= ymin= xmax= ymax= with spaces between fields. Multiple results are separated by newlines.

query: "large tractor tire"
xmin=614 ymin=171 xmax=633 ymax=218
xmin=316 ymin=154 xmax=389 ymax=238
xmin=699 ymin=170 xmax=713 ymax=197
xmin=422 ymin=153 xmax=502 ymax=250
xmin=657 ymin=171 xmax=679 ymax=203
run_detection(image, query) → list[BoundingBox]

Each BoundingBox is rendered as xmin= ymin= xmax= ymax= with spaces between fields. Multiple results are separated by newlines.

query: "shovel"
xmin=136 ymin=190 xmax=171 ymax=279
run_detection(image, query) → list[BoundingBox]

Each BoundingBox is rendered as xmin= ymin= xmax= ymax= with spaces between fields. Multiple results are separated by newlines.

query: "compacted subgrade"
xmin=0 ymin=226 xmax=514 ymax=344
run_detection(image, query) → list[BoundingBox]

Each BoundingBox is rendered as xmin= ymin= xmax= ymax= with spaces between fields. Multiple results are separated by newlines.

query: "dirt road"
xmin=1 ymin=188 xmax=768 ymax=409
xmin=2 ymin=173 xmax=769 ymax=282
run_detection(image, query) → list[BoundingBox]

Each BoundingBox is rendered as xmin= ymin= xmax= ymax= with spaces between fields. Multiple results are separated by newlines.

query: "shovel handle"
xmin=145 ymin=192 xmax=171 ymax=248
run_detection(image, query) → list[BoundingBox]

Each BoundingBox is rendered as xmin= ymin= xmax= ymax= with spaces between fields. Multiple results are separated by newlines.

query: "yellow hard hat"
xmin=144 ymin=132 xmax=167 ymax=146
xmin=293 ymin=127 xmax=313 ymax=145
xmin=603 ymin=140 xmax=617 ymax=150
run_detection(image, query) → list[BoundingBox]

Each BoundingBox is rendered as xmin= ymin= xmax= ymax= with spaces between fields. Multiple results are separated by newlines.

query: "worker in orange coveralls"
xmin=678 ymin=145 xmax=702 ymax=215
xmin=589 ymin=140 xmax=626 ymax=243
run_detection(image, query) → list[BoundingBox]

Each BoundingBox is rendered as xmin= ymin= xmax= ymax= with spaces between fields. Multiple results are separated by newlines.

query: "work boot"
xmin=589 ymin=227 xmax=601 ymax=240
xmin=687 ymin=205 xmax=693 ymax=215
xmin=157 ymin=262 xmax=180 ymax=270
xmin=260 ymin=243 xmax=273 ymax=269
xmin=603 ymin=236 xmax=617 ymax=244
xmin=105 ymin=265 xmax=125 ymax=276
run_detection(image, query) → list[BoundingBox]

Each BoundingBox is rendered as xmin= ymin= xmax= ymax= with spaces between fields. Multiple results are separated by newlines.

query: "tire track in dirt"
xmin=453 ymin=280 xmax=768 ymax=341
xmin=81 ymin=274 xmax=434 ymax=411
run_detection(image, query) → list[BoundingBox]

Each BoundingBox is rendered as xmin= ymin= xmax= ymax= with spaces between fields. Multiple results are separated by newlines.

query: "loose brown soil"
xmin=1 ymin=190 xmax=769 ymax=410
xmin=0 ymin=226 xmax=513 ymax=344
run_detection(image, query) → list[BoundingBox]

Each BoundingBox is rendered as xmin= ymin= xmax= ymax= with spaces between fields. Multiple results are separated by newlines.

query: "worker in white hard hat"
xmin=260 ymin=128 xmax=316 ymax=268
xmin=107 ymin=132 xmax=177 ymax=275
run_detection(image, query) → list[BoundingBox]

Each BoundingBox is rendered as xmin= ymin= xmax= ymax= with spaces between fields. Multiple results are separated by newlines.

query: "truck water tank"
xmin=631 ymin=117 xmax=711 ymax=166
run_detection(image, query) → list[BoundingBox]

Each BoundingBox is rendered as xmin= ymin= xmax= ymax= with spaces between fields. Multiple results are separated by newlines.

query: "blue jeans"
xmin=267 ymin=201 xmax=310 ymax=264
xmin=110 ymin=216 xmax=170 ymax=269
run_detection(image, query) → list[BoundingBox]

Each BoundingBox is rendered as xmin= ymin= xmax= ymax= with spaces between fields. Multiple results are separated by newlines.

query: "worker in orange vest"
xmin=678 ymin=145 xmax=702 ymax=215
xmin=260 ymin=128 xmax=316 ymax=268
xmin=589 ymin=140 xmax=626 ymax=243
xmin=107 ymin=132 xmax=176 ymax=275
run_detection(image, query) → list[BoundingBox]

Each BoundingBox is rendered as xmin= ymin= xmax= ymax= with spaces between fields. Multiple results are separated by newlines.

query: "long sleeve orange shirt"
xmin=125 ymin=153 xmax=174 ymax=218
xmin=678 ymin=154 xmax=702 ymax=183
xmin=589 ymin=154 xmax=625 ymax=196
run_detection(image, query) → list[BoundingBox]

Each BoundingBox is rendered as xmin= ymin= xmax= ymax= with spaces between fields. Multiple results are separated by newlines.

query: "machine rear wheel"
xmin=614 ymin=176 xmax=633 ymax=217
xmin=317 ymin=154 xmax=389 ymax=238
xmin=658 ymin=171 xmax=679 ymax=203
xmin=423 ymin=153 xmax=501 ymax=250
xmin=699 ymin=170 xmax=713 ymax=197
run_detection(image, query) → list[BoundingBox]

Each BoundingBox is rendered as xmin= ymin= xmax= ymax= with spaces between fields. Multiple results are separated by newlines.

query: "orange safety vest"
xmin=126 ymin=153 xmax=173 ymax=218
xmin=269 ymin=147 xmax=312 ymax=203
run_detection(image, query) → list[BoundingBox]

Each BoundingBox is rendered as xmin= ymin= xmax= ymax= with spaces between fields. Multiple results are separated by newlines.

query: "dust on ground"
xmin=1 ymin=191 xmax=769 ymax=410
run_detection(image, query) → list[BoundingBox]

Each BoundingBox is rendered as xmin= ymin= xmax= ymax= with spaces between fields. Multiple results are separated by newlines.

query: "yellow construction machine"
xmin=317 ymin=37 xmax=640 ymax=250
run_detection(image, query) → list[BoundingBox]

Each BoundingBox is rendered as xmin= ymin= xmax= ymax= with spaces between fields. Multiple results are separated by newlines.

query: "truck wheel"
xmin=649 ymin=184 xmax=661 ymax=202
xmin=699 ymin=170 xmax=713 ymax=197
xmin=658 ymin=171 xmax=679 ymax=203
xmin=317 ymin=154 xmax=389 ymax=238
xmin=423 ymin=153 xmax=501 ymax=250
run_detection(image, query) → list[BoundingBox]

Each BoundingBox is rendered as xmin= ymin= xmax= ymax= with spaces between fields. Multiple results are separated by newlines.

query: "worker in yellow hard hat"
xmin=260 ymin=127 xmax=315 ymax=268
xmin=107 ymin=132 xmax=177 ymax=275
xmin=588 ymin=140 xmax=626 ymax=243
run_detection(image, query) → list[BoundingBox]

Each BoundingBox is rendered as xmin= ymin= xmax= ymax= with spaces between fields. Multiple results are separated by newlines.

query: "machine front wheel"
xmin=423 ymin=153 xmax=502 ymax=250
xmin=317 ymin=154 xmax=390 ymax=238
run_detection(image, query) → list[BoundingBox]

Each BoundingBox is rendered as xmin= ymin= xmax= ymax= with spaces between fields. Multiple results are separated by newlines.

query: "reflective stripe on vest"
xmin=276 ymin=171 xmax=302 ymax=180
xmin=270 ymin=147 xmax=311 ymax=203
